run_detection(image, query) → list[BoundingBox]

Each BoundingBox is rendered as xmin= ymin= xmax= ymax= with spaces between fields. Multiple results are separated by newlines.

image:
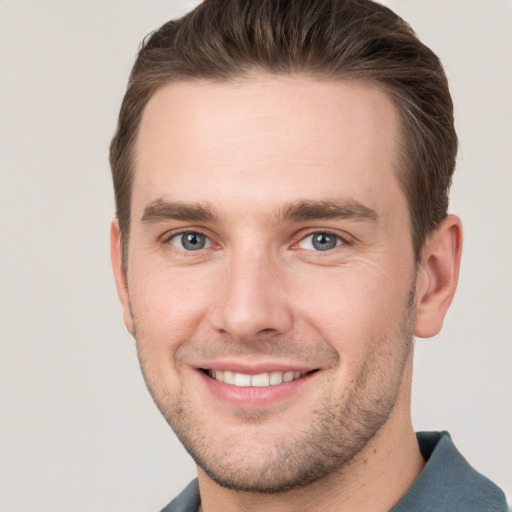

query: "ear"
xmin=110 ymin=219 xmax=135 ymax=336
xmin=414 ymin=214 xmax=463 ymax=338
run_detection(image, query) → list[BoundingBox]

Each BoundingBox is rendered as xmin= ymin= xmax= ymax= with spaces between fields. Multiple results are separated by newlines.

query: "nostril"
xmin=256 ymin=327 xmax=279 ymax=336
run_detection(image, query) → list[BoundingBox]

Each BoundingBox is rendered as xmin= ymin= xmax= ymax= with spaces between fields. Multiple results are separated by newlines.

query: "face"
xmin=114 ymin=76 xmax=421 ymax=492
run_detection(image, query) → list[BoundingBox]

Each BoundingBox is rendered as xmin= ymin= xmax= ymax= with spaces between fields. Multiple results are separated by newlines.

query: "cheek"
xmin=291 ymin=261 xmax=413 ymax=356
xmin=128 ymin=266 xmax=212 ymax=350
xmin=128 ymin=271 xmax=211 ymax=397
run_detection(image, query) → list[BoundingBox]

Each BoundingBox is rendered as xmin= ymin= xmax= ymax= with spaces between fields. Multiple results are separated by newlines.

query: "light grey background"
xmin=0 ymin=1 xmax=510 ymax=510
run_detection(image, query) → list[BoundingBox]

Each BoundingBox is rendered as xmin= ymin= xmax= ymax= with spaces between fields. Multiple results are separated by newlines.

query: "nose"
xmin=210 ymin=247 xmax=294 ymax=342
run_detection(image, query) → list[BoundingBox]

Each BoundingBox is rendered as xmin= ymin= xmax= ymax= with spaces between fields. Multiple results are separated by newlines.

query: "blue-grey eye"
xmin=169 ymin=232 xmax=210 ymax=251
xmin=298 ymin=232 xmax=341 ymax=251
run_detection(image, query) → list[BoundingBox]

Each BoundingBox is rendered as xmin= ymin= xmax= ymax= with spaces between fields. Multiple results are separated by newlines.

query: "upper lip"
xmin=196 ymin=360 xmax=318 ymax=374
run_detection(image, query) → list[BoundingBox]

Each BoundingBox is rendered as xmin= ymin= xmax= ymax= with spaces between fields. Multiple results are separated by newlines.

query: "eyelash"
xmin=164 ymin=230 xmax=214 ymax=252
xmin=295 ymin=230 xmax=350 ymax=252
xmin=162 ymin=229 xmax=350 ymax=254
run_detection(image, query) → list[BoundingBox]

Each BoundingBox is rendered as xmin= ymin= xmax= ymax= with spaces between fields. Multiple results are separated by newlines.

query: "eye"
xmin=168 ymin=231 xmax=211 ymax=251
xmin=298 ymin=232 xmax=343 ymax=251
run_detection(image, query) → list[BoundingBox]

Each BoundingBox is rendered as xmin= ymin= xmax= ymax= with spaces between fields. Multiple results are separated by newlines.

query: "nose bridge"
xmin=214 ymin=241 xmax=293 ymax=341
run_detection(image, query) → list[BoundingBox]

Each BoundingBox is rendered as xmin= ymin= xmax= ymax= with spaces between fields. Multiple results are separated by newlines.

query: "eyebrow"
xmin=140 ymin=198 xmax=378 ymax=225
xmin=141 ymin=199 xmax=219 ymax=224
xmin=277 ymin=199 xmax=378 ymax=224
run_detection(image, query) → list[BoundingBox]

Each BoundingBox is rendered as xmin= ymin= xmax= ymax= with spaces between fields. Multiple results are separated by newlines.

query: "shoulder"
xmin=159 ymin=479 xmax=200 ymax=512
xmin=392 ymin=431 xmax=508 ymax=512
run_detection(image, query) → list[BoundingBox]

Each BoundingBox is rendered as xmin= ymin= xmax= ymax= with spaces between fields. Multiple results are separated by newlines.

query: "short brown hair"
xmin=110 ymin=0 xmax=457 ymax=264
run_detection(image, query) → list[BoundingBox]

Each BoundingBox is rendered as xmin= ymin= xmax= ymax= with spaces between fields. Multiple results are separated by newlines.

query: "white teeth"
xmin=234 ymin=373 xmax=252 ymax=387
xmin=283 ymin=371 xmax=294 ymax=382
xmin=223 ymin=370 xmax=234 ymax=385
xmin=269 ymin=371 xmax=284 ymax=385
xmin=208 ymin=370 xmax=306 ymax=387
xmin=251 ymin=373 xmax=270 ymax=387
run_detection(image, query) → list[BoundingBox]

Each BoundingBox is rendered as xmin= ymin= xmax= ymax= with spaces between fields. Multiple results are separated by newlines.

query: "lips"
xmin=199 ymin=366 xmax=319 ymax=407
xmin=206 ymin=369 xmax=306 ymax=387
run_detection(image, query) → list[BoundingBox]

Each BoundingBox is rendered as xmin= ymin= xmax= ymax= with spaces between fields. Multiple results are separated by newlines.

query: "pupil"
xmin=312 ymin=233 xmax=337 ymax=251
xmin=182 ymin=233 xmax=205 ymax=250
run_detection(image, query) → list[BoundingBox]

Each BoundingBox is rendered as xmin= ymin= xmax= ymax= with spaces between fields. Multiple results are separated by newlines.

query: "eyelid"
xmin=159 ymin=227 xmax=353 ymax=251
xmin=293 ymin=229 xmax=353 ymax=250
xmin=161 ymin=228 xmax=216 ymax=250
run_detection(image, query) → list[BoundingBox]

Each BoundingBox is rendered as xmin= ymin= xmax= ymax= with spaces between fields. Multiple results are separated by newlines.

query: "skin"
xmin=111 ymin=75 xmax=462 ymax=512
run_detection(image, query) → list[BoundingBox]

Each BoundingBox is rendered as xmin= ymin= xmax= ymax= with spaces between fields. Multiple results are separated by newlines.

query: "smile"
xmin=206 ymin=369 xmax=308 ymax=387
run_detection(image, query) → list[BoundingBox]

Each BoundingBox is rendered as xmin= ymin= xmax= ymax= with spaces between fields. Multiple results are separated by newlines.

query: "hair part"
xmin=110 ymin=0 xmax=457 ymax=266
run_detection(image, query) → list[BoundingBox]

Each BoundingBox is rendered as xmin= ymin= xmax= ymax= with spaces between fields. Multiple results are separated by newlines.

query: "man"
xmin=109 ymin=0 xmax=507 ymax=510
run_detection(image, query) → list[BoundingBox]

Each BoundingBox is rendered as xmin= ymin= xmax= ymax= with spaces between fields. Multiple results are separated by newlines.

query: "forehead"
xmin=133 ymin=75 xmax=404 ymax=220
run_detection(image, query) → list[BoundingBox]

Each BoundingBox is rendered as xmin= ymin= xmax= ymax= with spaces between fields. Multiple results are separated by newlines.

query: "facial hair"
xmin=133 ymin=283 xmax=417 ymax=494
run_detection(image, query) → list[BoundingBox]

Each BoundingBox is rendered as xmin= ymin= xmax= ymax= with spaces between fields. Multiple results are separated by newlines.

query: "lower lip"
xmin=199 ymin=371 xmax=316 ymax=408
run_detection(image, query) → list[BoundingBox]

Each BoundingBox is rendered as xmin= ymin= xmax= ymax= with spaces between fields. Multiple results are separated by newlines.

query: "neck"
xmin=197 ymin=360 xmax=424 ymax=512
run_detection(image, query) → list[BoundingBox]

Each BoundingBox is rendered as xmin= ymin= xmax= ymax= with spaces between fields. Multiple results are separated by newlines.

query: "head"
xmin=110 ymin=0 xmax=462 ymax=496
xmin=110 ymin=0 xmax=457 ymax=268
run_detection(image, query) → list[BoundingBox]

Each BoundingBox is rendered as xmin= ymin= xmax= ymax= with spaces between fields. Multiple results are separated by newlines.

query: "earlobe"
xmin=414 ymin=214 xmax=463 ymax=338
xmin=110 ymin=219 xmax=135 ymax=336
